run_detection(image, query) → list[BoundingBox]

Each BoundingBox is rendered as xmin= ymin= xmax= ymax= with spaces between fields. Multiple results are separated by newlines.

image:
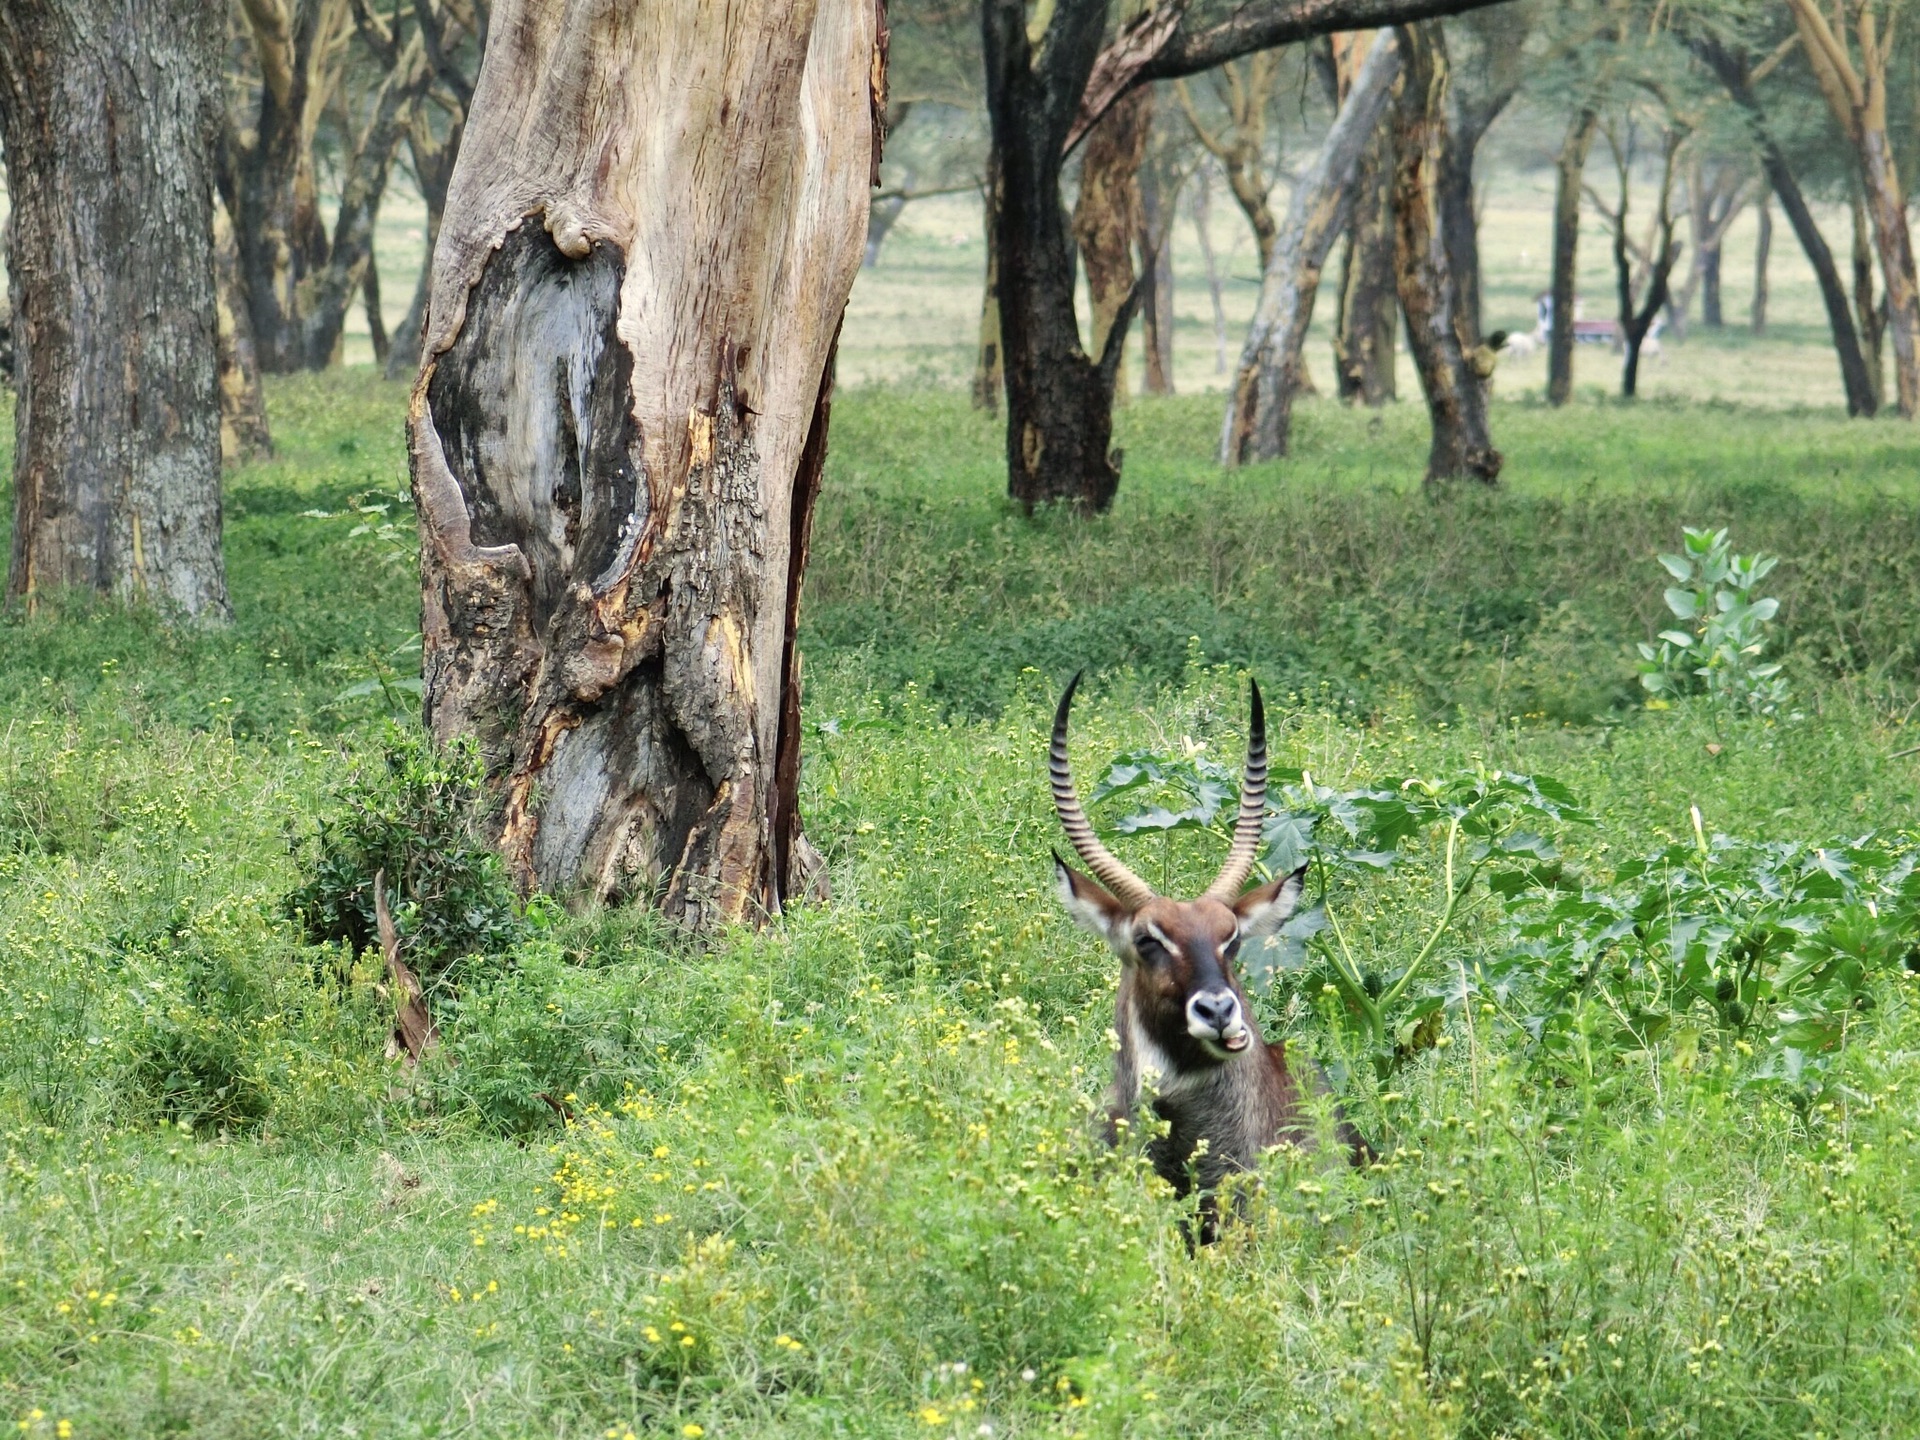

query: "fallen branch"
xmin=375 ymin=869 xmax=438 ymax=1065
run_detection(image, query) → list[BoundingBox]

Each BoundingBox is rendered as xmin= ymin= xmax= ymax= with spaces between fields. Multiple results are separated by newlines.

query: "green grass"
xmin=6 ymin=373 xmax=1920 ymax=1436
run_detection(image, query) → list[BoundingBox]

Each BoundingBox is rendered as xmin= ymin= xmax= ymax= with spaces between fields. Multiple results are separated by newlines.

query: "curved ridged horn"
xmin=1051 ymin=674 xmax=1156 ymax=910
xmin=1203 ymin=680 xmax=1268 ymax=903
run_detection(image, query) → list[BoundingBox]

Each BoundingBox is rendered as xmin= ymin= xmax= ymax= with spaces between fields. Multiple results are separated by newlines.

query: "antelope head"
xmin=1050 ymin=675 xmax=1306 ymax=1067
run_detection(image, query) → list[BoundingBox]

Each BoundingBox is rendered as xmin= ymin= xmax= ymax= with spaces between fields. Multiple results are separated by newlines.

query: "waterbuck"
xmin=1049 ymin=676 xmax=1367 ymax=1235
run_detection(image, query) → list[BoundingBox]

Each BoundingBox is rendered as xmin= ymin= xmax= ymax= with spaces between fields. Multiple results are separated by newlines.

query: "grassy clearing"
xmin=5 ymin=372 xmax=1920 ymax=1437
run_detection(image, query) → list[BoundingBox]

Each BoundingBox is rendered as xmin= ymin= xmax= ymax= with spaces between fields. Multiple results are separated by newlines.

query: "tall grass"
xmin=3 ymin=373 xmax=1920 ymax=1436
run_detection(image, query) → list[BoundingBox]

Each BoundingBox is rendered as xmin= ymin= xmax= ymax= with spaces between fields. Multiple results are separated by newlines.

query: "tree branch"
xmin=1070 ymin=0 xmax=1518 ymax=150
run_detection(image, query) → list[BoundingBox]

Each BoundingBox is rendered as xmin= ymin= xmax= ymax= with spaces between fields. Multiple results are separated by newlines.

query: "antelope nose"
xmin=1189 ymin=990 xmax=1238 ymax=1033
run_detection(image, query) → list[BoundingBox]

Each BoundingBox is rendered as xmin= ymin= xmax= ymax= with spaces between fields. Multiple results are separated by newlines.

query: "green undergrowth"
xmin=4 ymin=373 xmax=1920 ymax=1435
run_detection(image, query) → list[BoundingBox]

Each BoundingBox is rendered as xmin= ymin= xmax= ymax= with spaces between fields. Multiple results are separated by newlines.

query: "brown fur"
xmin=1058 ymin=864 xmax=1369 ymax=1240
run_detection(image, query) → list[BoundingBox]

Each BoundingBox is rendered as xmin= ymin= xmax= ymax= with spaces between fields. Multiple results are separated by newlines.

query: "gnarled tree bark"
xmin=0 ymin=0 xmax=230 ymax=619
xmin=1390 ymin=21 xmax=1498 ymax=486
xmin=410 ymin=0 xmax=882 ymax=924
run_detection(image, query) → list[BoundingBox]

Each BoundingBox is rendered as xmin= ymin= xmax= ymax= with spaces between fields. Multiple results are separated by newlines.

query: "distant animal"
xmin=1049 ymin=675 xmax=1369 ymax=1240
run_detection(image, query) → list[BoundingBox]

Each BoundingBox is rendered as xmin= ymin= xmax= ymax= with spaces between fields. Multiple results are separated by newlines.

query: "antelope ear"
xmin=1054 ymin=851 xmax=1131 ymax=948
xmin=1232 ymin=864 xmax=1307 ymax=940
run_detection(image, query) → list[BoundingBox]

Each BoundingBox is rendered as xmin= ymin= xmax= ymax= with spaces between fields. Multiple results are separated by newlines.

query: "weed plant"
xmin=2 ymin=376 xmax=1920 ymax=1435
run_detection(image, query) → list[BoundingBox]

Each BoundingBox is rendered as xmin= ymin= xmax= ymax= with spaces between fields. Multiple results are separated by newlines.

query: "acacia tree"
xmin=224 ymin=0 xmax=432 ymax=372
xmin=410 ymin=0 xmax=883 ymax=926
xmin=1785 ymin=0 xmax=1920 ymax=416
xmin=0 ymin=0 xmax=231 ymax=619
xmin=1330 ymin=32 xmax=1398 ymax=405
xmin=1689 ymin=30 xmax=1876 ymax=414
xmin=987 ymin=0 xmax=1516 ymax=512
xmin=1222 ymin=31 xmax=1403 ymax=463
xmin=1593 ymin=119 xmax=1686 ymax=398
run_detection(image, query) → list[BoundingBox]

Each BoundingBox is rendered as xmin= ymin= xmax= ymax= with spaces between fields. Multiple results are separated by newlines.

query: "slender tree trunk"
xmin=1692 ymin=33 xmax=1874 ymax=414
xmin=1192 ymin=164 xmax=1229 ymax=374
xmin=1138 ymin=156 xmax=1177 ymax=395
xmin=363 ymin=252 xmax=391 ymax=365
xmin=1390 ymin=22 xmax=1498 ymax=485
xmin=1751 ymin=194 xmax=1770 ymax=335
xmin=1851 ymin=186 xmax=1886 ymax=408
xmin=1073 ymin=86 xmax=1151 ymax=404
xmin=1547 ymin=108 xmax=1597 ymax=407
xmin=972 ymin=159 xmax=1004 ymax=411
xmin=1223 ymin=32 xmax=1402 ymax=465
xmin=411 ymin=0 xmax=881 ymax=921
xmin=1615 ymin=134 xmax=1683 ymax=400
xmin=1334 ymin=114 xmax=1398 ymax=406
xmin=0 ymin=0 xmax=230 ymax=619
xmin=215 ymin=200 xmax=274 ymax=463
xmin=985 ymin=0 xmax=1129 ymax=512
xmin=864 ymin=190 xmax=910 ymax=267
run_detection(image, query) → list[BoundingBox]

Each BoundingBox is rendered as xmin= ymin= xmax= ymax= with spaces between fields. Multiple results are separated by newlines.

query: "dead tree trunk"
xmin=1751 ymin=194 xmax=1770 ymax=334
xmin=1547 ymin=107 xmax=1597 ymax=407
xmin=0 ymin=0 xmax=231 ymax=619
xmin=410 ymin=0 xmax=882 ymax=923
xmin=1692 ymin=34 xmax=1874 ymax=414
xmin=1390 ymin=22 xmax=1498 ymax=486
xmin=1073 ymin=87 xmax=1151 ymax=406
xmin=1223 ymin=32 xmax=1402 ymax=465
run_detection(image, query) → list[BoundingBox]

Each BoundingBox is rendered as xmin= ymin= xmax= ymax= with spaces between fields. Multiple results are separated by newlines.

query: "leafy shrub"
xmin=1638 ymin=526 xmax=1791 ymax=715
xmin=1497 ymin=817 xmax=1920 ymax=1104
xmin=284 ymin=724 xmax=525 ymax=991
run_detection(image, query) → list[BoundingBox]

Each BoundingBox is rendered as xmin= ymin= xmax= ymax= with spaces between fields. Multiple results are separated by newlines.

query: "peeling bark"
xmin=1073 ymin=87 xmax=1152 ymax=404
xmin=0 ymin=0 xmax=231 ymax=619
xmin=1390 ymin=22 xmax=1498 ymax=486
xmin=411 ymin=0 xmax=879 ymax=925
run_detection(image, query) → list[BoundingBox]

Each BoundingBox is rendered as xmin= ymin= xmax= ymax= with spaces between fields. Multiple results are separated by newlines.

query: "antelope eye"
xmin=1134 ymin=933 xmax=1169 ymax=964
